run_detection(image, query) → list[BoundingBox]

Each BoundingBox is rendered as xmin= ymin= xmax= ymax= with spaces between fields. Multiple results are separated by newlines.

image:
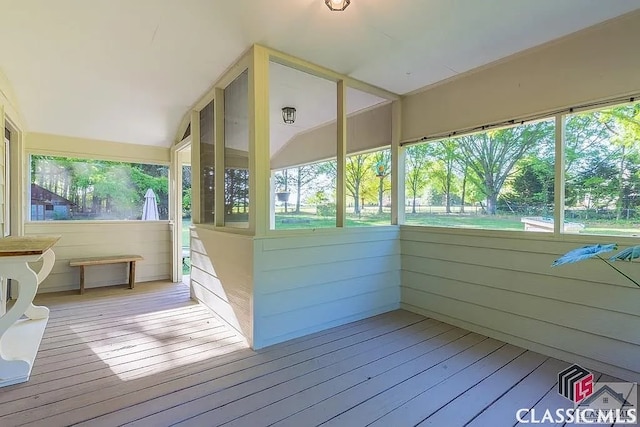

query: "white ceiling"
xmin=0 ymin=0 xmax=638 ymax=147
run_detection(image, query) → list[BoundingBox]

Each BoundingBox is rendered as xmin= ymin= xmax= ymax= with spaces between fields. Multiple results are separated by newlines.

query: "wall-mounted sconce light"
xmin=282 ymin=107 xmax=296 ymax=124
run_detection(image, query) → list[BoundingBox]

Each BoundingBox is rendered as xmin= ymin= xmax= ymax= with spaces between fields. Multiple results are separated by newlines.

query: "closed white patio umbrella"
xmin=142 ymin=188 xmax=159 ymax=220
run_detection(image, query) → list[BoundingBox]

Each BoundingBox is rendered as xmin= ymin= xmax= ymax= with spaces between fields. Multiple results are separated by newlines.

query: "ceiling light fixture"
xmin=282 ymin=107 xmax=296 ymax=124
xmin=325 ymin=0 xmax=350 ymax=11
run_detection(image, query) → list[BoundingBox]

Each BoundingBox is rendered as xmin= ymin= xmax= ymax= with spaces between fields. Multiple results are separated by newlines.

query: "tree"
xmin=405 ymin=145 xmax=431 ymax=214
xmin=457 ymin=121 xmax=554 ymax=214
xmin=507 ymin=156 xmax=554 ymax=214
xmin=274 ymin=169 xmax=291 ymax=212
xmin=344 ymin=154 xmax=373 ymax=215
xmin=30 ymin=156 xmax=171 ymax=219
xmin=564 ymin=107 xmax=634 ymax=217
xmin=182 ymin=165 xmax=191 ymax=218
xmin=601 ymin=104 xmax=640 ymax=219
xmin=430 ymin=140 xmax=459 ymax=213
xmin=371 ymin=149 xmax=391 ymax=214
xmin=224 ymin=169 xmax=249 ymax=216
xmin=291 ymin=165 xmax=320 ymax=213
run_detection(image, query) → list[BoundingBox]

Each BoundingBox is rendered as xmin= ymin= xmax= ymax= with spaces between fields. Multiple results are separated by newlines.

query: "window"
xmin=564 ymin=102 xmax=640 ymax=236
xmin=200 ymin=100 xmax=214 ymax=223
xmin=344 ymin=148 xmax=392 ymax=227
xmin=29 ymin=155 xmax=169 ymax=221
xmin=272 ymin=159 xmax=337 ymax=230
xmin=404 ymin=119 xmax=555 ymax=231
xmin=269 ymin=61 xmax=337 ymax=230
xmin=345 ymin=88 xmax=392 ymax=227
xmin=224 ymin=70 xmax=250 ymax=227
xmin=273 ymin=147 xmax=394 ymax=229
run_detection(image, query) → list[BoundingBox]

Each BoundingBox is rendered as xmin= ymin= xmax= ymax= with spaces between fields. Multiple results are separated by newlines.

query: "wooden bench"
xmin=69 ymin=255 xmax=143 ymax=295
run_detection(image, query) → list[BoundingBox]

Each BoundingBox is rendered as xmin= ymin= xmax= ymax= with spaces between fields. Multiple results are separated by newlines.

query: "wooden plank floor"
xmin=0 ymin=282 xmax=603 ymax=427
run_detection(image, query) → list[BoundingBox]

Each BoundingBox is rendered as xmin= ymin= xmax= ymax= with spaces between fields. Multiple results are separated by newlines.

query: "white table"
xmin=0 ymin=236 xmax=59 ymax=387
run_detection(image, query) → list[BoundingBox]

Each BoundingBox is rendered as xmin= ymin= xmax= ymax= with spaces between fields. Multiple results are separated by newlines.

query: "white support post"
xmin=391 ymin=100 xmax=404 ymax=225
xmin=170 ymin=145 xmax=179 ymax=283
xmin=554 ymin=114 xmax=565 ymax=235
xmin=250 ymin=45 xmax=270 ymax=236
xmin=190 ymin=110 xmax=201 ymax=225
xmin=336 ymin=80 xmax=347 ymax=228
xmin=214 ymin=88 xmax=225 ymax=228
xmin=9 ymin=119 xmax=23 ymax=236
xmin=269 ymin=172 xmax=276 ymax=230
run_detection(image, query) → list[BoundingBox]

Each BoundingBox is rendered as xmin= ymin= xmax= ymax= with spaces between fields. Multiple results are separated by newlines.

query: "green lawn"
xmin=274 ymin=212 xmax=522 ymax=231
xmin=275 ymin=211 xmax=640 ymax=236
xmin=182 ymin=218 xmax=191 ymax=275
xmin=275 ymin=212 xmax=392 ymax=230
xmin=404 ymin=213 xmax=524 ymax=230
xmin=182 ymin=218 xmax=191 ymax=247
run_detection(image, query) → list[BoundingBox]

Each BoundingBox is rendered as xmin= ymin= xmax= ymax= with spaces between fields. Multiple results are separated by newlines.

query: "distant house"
xmin=30 ymin=184 xmax=75 ymax=220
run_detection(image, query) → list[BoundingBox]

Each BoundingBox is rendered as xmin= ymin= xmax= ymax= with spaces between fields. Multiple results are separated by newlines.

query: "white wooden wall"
xmin=190 ymin=226 xmax=254 ymax=346
xmin=25 ymin=221 xmax=171 ymax=293
xmin=252 ymin=227 xmax=401 ymax=349
xmin=400 ymin=227 xmax=640 ymax=382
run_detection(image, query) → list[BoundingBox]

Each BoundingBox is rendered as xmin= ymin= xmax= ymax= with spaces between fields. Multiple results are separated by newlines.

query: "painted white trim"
xmin=399 ymin=224 xmax=640 ymax=245
xmin=554 ymin=114 xmax=565 ymax=236
xmin=170 ymin=147 xmax=179 ymax=283
xmin=9 ymin=119 xmax=24 ymax=236
xmin=214 ymin=88 xmax=224 ymax=228
xmin=251 ymin=45 xmax=270 ymax=236
xmin=391 ymin=100 xmax=403 ymax=225
xmin=190 ymin=110 xmax=201 ymax=225
xmin=171 ymin=137 xmax=192 ymax=283
xmin=25 ymin=133 xmax=170 ymax=165
xmin=25 ymin=220 xmax=170 ymax=225
xmin=336 ymin=80 xmax=346 ymax=228
xmin=265 ymin=45 xmax=399 ymax=102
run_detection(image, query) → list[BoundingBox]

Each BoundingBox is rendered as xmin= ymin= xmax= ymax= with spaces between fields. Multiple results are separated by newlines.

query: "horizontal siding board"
xmin=191 ymin=280 xmax=250 ymax=340
xmin=401 ymin=228 xmax=596 ymax=254
xmin=402 ymin=273 xmax=640 ymax=346
xmin=25 ymin=222 xmax=171 ymax=294
xmin=254 ymin=231 xmax=401 ymax=349
xmin=190 ymin=227 xmax=253 ymax=345
xmin=38 ymin=265 xmax=170 ymax=293
xmin=403 ymin=257 xmax=640 ymax=316
xmin=259 ymin=288 xmax=400 ymax=330
xmin=401 ymin=288 xmax=640 ymax=376
xmin=39 ymin=259 xmax=169 ymax=280
xmin=261 ymin=272 xmax=400 ymax=315
xmin=190 ymin=266 xmax=230 ymax=303
xmin=400 ymin=232 xmax=640 ymax=379
xmin=400 ymin=226 xmax=638 ymax=249
xmin=255 ymin=303 xmax=400 ymax=349
xmin=25 ymin=222 xmax=170 ymax=234
xmin=190 ymin=235 xmax=206 ymax=254
xmin=259 ymin=239 xmax=400 ymax=272
xmin=401 ymin=239 xmax=635 ymax=288
xmin=258 ymin=227 xmax=399 ymax=251
xmin=46 ymin=253 xmax=170 ymax=274
xmin=401 ymin=302 xmax=639 ymax=383
xmin=258 ymin=255 xmax=400 ymax=293
xmin=40 ymin=231 xmax=170 ymax=246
